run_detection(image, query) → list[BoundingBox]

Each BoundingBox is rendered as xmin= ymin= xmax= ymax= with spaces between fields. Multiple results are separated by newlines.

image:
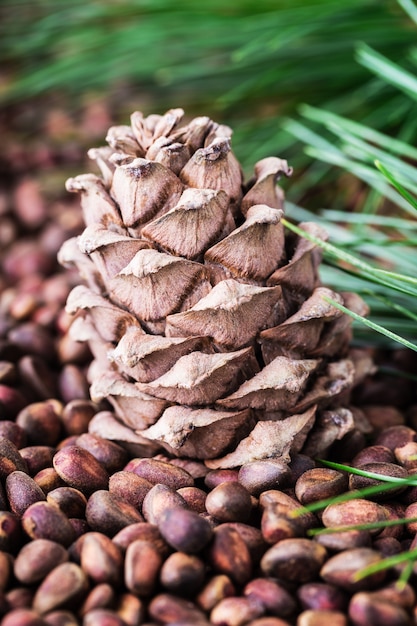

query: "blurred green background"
xmin=1 ymin=0 xmax=417 ymax=188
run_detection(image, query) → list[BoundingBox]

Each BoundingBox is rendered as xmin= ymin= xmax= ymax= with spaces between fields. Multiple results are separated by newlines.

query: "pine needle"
xmin=375 ymin=160 xmax=417 ymax=212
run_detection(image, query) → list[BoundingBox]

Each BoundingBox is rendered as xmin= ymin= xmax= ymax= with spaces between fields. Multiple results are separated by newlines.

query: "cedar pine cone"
xmin=59 ymin=108 xmax=372 ymax=468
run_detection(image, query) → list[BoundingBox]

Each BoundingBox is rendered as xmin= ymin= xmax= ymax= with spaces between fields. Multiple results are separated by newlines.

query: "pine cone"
xmin=59 ymin=108 xmax=371 ymax=468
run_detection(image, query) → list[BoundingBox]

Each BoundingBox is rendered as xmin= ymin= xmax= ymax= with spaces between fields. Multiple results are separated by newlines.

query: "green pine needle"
xmin=292 ymin=460 xmax=417 ymax=517
xmin=399 ymin=0 xmax=417 ymax=24
xmin=323 ymin=295 xmax=417 ymax=352
xmin=281 ymin=218 xmax=417 ymax=298
xmin=354 ymin=548 xmax=417 ymax=582
xmin=308 ymin=516 xmax=417 ymax=536
xmin=318 ymin=458 xmax=417 ymax=482
xmin=375 ymin=160 xmax=417 ymax=212
xmin=356 ymin=42 xmax=417 ymax=101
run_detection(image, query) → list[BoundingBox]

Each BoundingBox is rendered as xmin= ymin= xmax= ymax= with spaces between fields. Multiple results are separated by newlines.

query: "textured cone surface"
xmin=61 ymin=108 xmax=369 ymax=467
